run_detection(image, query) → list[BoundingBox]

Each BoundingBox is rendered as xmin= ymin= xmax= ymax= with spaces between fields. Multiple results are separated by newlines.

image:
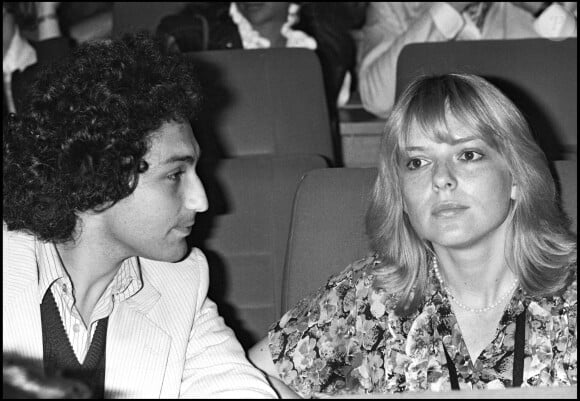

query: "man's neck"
xmin=54 ymin=232 xmax=126 ymax=324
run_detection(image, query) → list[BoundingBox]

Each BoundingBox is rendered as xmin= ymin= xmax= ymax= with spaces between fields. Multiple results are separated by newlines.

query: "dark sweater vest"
xmin=40 ymin=290 xmax=108 ymax=398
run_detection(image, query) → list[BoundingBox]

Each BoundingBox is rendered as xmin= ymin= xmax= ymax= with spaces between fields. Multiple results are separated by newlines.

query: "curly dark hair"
xmin=3 ymin=32 xmax=203 ymax=244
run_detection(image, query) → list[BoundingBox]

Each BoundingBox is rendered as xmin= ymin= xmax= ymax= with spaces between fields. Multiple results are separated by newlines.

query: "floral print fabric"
xmin=268 ymin=255 xmax=577 ymax=398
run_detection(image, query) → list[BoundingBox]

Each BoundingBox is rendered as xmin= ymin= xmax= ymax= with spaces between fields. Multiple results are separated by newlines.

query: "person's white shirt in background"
xmin=357 ymin=2 xmax=577 ymax=118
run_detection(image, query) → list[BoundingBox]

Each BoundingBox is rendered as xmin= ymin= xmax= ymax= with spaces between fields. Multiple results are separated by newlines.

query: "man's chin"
xmin=145 ymin=242 xmax=190 ymax=263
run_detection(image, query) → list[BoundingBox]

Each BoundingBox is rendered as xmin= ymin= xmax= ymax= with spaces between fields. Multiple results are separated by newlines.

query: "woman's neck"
xmin=431 ymin=228 xmax=516 ymax=307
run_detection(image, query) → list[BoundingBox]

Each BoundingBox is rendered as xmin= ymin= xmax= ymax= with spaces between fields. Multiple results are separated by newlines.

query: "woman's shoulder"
xmin=327 ymin=253 xmax=382 ymax=285
xmin=527 ymin=263 xmax=577 ymax=318
xmin=267 ymin=253 xmax=409 ymax=397
xmin=561 ymin=263 xmax=577 ymax=305
xmin=272 ymin=253 xmax=396 ymax=333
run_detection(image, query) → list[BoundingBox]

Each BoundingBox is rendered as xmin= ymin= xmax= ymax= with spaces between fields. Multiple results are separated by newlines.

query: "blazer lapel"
xmin=105 ymin=282 xmax=172 ymax=398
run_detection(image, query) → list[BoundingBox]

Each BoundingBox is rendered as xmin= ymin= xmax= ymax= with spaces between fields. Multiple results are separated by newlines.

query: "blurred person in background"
xmin=3 ymin=2 xmax=71 ymax=116
xmin=3 ymin=2 xmax=112 ymax=117
xmin=357 ymin=2 xmax=578 ymax=118
xmin=248 ymin=73 xmax=577 ymax=397
xmin=158 ymin=2 xmax=356 ymax=108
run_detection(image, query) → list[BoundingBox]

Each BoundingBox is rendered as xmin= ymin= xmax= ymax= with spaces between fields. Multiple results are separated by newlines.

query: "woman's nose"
xmin=432 ymin=161 xmax=457 ymax=191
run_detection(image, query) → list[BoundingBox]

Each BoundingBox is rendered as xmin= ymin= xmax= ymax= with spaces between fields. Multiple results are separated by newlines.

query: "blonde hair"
xmin=366 ymin=73 xmax=577 ymax=316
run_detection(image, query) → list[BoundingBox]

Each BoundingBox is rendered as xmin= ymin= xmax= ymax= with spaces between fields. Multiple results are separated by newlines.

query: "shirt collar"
xmin=36 ymin=238 xmax=67 ymax=303
xmin=3 ymin=26 xmax=38 ymax=76
xmin=36 ymin=239 xmax=143 ymax=304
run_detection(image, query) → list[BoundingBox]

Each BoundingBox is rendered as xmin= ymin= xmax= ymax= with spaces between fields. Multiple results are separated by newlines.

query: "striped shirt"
xmin=36 ymin=240 xmax=142 ymax=363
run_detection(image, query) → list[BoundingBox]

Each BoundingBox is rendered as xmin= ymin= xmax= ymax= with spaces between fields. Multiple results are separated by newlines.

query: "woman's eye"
xmin=459 ymin=151 xmax=484 ymax=162
xmin=168 ymin=170 xmax=185 ymax=181
xmin=406 ymin=158 xmax=428 ymax=170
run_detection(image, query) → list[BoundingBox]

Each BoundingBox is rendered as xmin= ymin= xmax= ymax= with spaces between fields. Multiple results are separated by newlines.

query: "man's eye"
xmin=406 ymin=158 xmax=428 ymax=170
xmin=459 ymin=151 xmax=484 ymax=161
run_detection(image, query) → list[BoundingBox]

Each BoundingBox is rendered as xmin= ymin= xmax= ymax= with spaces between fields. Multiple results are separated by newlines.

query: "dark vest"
xmin=40 ymin=290 xmax=108 ymax=398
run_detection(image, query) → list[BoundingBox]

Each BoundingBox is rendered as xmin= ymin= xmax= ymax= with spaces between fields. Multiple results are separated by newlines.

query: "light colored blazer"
xmin=3 ymin=228 xmax=277 ymax=398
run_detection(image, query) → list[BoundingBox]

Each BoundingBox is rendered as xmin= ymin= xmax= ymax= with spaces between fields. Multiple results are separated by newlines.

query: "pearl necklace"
xmin=432 ymin=256 xmax=518 ymax=314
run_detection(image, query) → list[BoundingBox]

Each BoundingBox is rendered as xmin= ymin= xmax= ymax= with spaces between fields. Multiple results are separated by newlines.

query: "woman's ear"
xmin=510 ymin=183 xmax=517 ymax=200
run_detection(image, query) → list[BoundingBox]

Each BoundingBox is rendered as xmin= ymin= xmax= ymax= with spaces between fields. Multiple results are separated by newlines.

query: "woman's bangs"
xmin=396 ymin=89 xmax=450 ymax=159
xmin=447 ymin=80 xmax=503 ymax=150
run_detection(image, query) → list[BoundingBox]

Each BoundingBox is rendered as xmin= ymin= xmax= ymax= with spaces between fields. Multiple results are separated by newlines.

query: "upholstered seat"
xmin=186 ymin=48 xmax=334 ymax=163
xmin=192 ymin=154 xmax=328 ymax=348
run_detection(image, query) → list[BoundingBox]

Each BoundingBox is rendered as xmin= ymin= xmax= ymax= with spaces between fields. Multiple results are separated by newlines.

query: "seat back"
xmin=186 ymin=49 xmax=334 ymax=163
xmin=112 ymin=2 xmax=186 ymax=37
xmin=281 ymin=167 xmax=376 ymax=311
xmin=282 ymin=161 xmax=577 ymax=313
xmin=395 ymin=38 xmax=577 ymax=160
xmin=191 ymin=154 xmax=328 ymax=348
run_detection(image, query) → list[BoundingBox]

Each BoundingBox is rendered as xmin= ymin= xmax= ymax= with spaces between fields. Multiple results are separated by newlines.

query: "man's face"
xmin=98 ymin=120 xmax=208 ymax=262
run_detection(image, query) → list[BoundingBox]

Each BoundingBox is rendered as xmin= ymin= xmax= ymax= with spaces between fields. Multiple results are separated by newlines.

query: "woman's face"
xmin=399 ymin=115 xmax=517 ymax=250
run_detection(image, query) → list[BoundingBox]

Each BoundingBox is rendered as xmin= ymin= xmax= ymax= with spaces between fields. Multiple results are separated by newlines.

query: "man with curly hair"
xmin=3 ymin=33 xmax=277 ymax=398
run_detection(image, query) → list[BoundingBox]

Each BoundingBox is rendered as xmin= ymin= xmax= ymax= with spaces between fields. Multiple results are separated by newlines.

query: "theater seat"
xmin=186 ymin=49 xmax=334 ymax=163
xmin=191 ymin=154 xmax=328 ymax=349
xmin=281 ymin=160 xmax=577 ymax=313
xmin=395 ymin=38 xmax=577 ymax=161
xmin=281 ymin=167 xmax=376 ymax=312
xmin=112 ymin=2 xmax=186 ymax=37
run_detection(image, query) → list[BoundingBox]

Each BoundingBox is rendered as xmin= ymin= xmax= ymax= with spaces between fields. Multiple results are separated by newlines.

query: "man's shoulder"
xmin=3 ymin=228 xmax=39 ymax=300
xmin=3 ymin=227 xmax=37 ymax=261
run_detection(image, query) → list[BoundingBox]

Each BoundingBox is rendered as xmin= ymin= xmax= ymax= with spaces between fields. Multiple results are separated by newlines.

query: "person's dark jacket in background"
xmin=3 ymin=37 xmax=73 ymax=118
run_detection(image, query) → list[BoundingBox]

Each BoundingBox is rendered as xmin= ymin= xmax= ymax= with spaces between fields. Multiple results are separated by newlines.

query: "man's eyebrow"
xmin=160 ymin=154 xmax=199 ymax=165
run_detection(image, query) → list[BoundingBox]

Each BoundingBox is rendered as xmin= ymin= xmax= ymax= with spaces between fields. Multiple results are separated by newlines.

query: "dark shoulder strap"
xmin=512 ymin=308 xmax=526 ymax=387
xmin=445 ymin=307 xmax=527 ymax=390
xmin=444 ymin=345 xmax=460 ymax=390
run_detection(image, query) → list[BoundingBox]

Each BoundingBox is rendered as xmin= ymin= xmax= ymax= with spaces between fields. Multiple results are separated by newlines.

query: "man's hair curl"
xmin=3 ymin=33 xmax=202 ymax=243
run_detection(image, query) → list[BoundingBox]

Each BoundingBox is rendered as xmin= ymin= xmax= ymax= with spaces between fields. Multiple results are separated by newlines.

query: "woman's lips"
xmin=431 ymin=202 xmax=469 ymax=217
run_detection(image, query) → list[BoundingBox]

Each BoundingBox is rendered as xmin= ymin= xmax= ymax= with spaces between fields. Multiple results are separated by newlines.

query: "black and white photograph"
xmin=3 ymin=2 xmax=577 ymax=398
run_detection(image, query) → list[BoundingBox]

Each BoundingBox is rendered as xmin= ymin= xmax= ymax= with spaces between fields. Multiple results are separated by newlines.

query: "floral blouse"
xmin=268 ymin=255 xmax=577 ymax=398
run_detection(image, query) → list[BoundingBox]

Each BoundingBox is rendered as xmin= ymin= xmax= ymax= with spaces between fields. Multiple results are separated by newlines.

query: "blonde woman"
xmin=249 ymin=73 xmax=577 ymax=397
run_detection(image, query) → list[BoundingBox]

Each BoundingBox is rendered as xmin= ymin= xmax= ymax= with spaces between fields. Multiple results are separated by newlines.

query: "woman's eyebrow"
xmin=404 ymin=136 xmax=482 ymax=151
